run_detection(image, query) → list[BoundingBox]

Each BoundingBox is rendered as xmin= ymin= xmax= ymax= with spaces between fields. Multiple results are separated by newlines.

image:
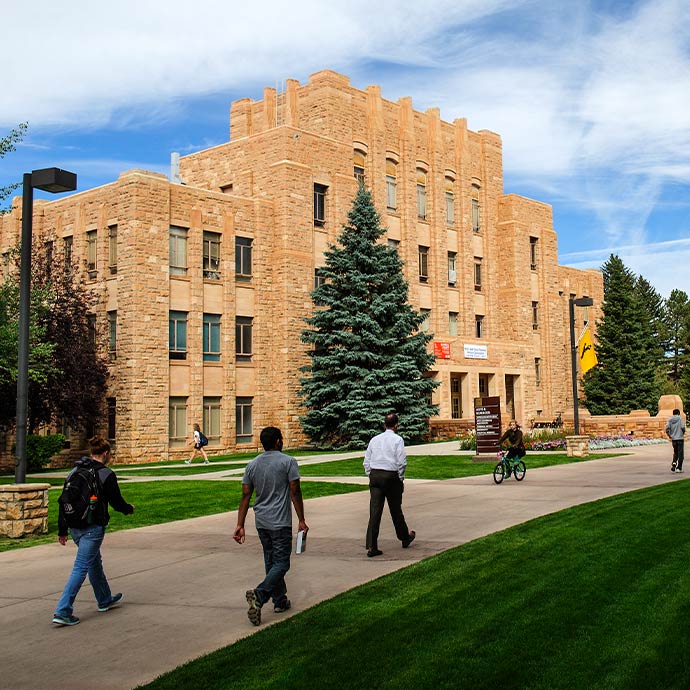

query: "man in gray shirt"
xmin=234 ymin=427 xmax=308 ymax=626
xmin=666 ymin=408 xmax=686 ymax=473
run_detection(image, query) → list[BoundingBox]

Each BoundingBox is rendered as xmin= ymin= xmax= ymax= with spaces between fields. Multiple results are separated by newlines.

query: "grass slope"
xmin=140 ymin=480 xmax=690 ymax=690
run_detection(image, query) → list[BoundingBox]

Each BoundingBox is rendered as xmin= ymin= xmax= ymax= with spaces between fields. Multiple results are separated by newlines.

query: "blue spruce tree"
xmin=300 ymin=185 xmax=439 ymax=448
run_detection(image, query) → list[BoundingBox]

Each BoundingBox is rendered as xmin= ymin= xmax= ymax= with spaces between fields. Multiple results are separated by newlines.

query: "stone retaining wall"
xmin=0 ymin=484 xmax=51 ymax=538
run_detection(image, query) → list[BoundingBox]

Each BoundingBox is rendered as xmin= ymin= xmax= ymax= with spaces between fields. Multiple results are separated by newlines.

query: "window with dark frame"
xmin=235 ymin=236 xmax=253 ymax=279
xmin=168 ymin=397 xmax=187 ymax=446
xmin=108 ymin=224 xmax=118 ymax=275
xmin=448 ymin=252 xmax=457 ymax=286
xmin=472 ymin=183 xmax=481 ymax=232
xmin=314 ymin=184 xmax=327 ymax=226
xmin=354 ymin=149 xmax=366 ymax=185
xmin=236 ymin=396 xmax=253 ymax=442
xmin=417 ymin=168 xmax=427 ymax=220
xmin=386 ymin=158 xmax=397 ymax=210
xmin=203 ymin=313 xmax=221 ymax=361
xmin=108 ymin=310 xmax=117 ymax=358
xmin=314 ymin=267 xmax=327 ymax=290
xmin=203 ymin=231 xmax=221 ymax=280
xmin=475 ymin=314 xmax=484 ymax=338
xmin=532 ymin=301 xmax=539 ymax=330
xmin=169 ymin=225 xmax=188 ymax=275
xmin=449 ymin=311 xmax=458 ymax=336
xmin=203 ymin=396 xmax=221 ymax=442
xmin=419 ymin=245 xmax=429 ymax=282
xmin=535 ymin=357 xmax=541 ymax=387
xmin=169 ymin=310 xmax=187 ymax=359
xmin=530 ymin=236 xmax=538 ymax=271
xmin=235 ymin=316 xmax=253 ymax=362
xmin=86 ymin=230 xmax=97 ymax=277
xmin=474 ymin=257 xmax=482 ymax=291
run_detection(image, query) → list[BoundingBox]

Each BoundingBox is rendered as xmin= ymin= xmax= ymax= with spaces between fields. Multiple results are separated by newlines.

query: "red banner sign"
xmin=434 ymin=341 xmax=451 ymax=359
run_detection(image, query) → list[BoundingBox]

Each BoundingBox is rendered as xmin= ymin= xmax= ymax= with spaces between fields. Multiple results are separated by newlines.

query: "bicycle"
xmin=493 ymin=449 xmax=526 ymax=484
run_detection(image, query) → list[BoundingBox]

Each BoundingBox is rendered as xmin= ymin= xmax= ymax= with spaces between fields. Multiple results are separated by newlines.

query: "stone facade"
xmin=0 ymin=484 xmax=50 ymax=537
xmin=0 ymin=70 xmax=603 ymax=465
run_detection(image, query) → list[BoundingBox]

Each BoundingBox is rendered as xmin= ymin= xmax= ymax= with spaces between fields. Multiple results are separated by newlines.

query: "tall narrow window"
xmin=203 ymin=231 xmax=221 ymax=280
xmin=63 ymin=236 xmax=73 ymax=271
xmin=475 ymin=314 xmax=484 ymax=338
xmin=449 ymin=311 xmax=458 ymax=336
xmin=169 ymin=226 xmax=188 ymax=275
xmin=448 ymin=252 xmax=457 ymax=286
xmin=478 ymin=373 xmax=489 ymax=396
xmin=530 ymin=236 xmax=538 ymax=271
xmin=420 ymin=309 xmax=431 ymax=333
xmin=532 ymin=301 xmax=539 ymax=330
xmin=86 ymin=230 xmax=97 ymax=277
xmin=169 ymin=310 xmax=187 ymax=360
xmin=474 ymin=257 xmax=482 ymax=291
xmin=236 ymin=316 xmax=253 ymax=362
xmin=354 ymin=149 xmax=366 ymax=185
xmin=87 ymin=314 xmax=96 ymax=351
xmin=416 ymin=168 xmax=427 ymax=220
xmin=235 ymin=236 xmax=253 ymax=279
xmin=472 ymin=183 xmax=481 ymax=232
xmin=535 ymin=358 xmax=541 ymax=387
xmin=386 ymin=159 xmax=397 ymax=210
xmin=169 ymin=397 xmax=187 ymax=447
xmin=108 ymin=225 xmax=118 ymax=275
xmin=418 ymin=246 xmax=429 ymax=282
xmin=203 ymin=313 xmax=221 ymax=361
xmin=107 ymin=310 xmax=117 ymax=358
xmin=236 ymin=396 xmax=253 ymax=442
xmin=314 ymin=184 xmax=327 ymax=226
xmin=107 ymin=398 xmax=116 ymax=443
xmin=203 ymin=397 xmax=221 ymax=443
xmin=314 ymin=267 xmax=327 ymax=289
xmin=445 ymin=176 xmax=455 ymax=226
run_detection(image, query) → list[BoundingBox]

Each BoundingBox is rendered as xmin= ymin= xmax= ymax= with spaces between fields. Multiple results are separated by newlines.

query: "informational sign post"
xmin=474 ymin=396 xmax=502 ymax=459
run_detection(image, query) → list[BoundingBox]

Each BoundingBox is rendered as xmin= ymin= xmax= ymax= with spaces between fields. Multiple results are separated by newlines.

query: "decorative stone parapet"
xmin=566 ymin=436 xmax=590 ymax=458
xmin=0 ymin=484 xmax=51 ymax=538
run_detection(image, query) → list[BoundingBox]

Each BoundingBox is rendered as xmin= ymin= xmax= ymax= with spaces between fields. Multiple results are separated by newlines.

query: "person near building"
xmin=666 ymin=408 xmax=686 ymax=473
xmin=185 ymin=422 xmax=209 ymax=465
xmin=233 ymin=426 xmax=308 ymax=626
xmin=52 ymin=436 xmax=135 ymax=626
xmin=499 ymin=420 xmax=525 ymax=459
xmin=363 ymin=412 xmax=416 ymax=558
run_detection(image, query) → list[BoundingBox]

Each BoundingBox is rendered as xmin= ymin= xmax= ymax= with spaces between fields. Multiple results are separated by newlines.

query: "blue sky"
xmin=1 ymin=0 xmax=689 ymax=297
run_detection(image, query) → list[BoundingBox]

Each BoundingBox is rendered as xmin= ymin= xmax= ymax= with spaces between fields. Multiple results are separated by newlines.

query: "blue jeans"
xmin=54 ymin=525 xmax=112 ymax=616
xmin=256 ymin=527 xmax=292 ymax=608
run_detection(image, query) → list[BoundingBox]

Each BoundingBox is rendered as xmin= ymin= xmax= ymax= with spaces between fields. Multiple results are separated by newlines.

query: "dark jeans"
xmin=672 ymin=440 xmax=685 ymax=470
xmin=366 ymin=469 xmax=411 ymax=550
xmin=256 ymin=527 xmax=292 ymax=607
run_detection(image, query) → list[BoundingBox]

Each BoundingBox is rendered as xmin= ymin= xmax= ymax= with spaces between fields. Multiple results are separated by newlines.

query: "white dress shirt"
xmin=363 ymin=429 xmax=407 ymax=479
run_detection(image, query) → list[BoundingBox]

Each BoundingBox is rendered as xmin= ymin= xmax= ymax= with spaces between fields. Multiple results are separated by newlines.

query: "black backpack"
xmin=198 ymin=431 xmax=208 ymax=447
xmin=58 ymin=460 xmax=106 ymax=527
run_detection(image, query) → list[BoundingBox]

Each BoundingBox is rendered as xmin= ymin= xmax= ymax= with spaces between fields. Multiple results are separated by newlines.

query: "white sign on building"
xmin=464 ymin=344 xmax=488 ymax=359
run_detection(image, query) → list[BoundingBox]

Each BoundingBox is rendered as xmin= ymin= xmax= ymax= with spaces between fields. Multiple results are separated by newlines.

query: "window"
xmin=478 ymin=374 xmax=489 ymax=396
xmin=235 ymin=236 xmax=253 ymax=279
xmin=86 ymin=230 xmax=97 ymax=277
xmin=236 ymin=316 xmax=253 ymax=362
xmin=169 ymin=226 xmax=188 ymax=276
xmin=445 ymin=176 xmax=455 ymax=226
xmin=236 ymin=396 xmax=253 ymax=442
xmin=63 ymin=236 xmax=73 ymax=270
xmin=386 ymin=159 xmax=397 ymax=210
xmin=203 ymin=231 xmax=221 ymax=280
xmin=203 ymin=313 xmax=221 ymax=361
xmin=388 ymin=239 xmax=400 ymax=251
xmin=416 ymin=168 xmax=427 ymax=220
xmin=169 ymin=397 xmax=187 ymax=447
xmin=448 ymin=252 xmax=457 ymax=286
xmin=87 ymin=314 xmax=96 ymax=351
xmin=169 ymin=311 xmax=187 ymax=360
xmin=475 ymin=314 xmax=484 ymax=338
xmin=107 ymin=398 xmax=116 ymax=443
xmin=203 ymin=397 xmax=221 ymax=443
xmin=474 ymin=257 xmax=482 ymax=291
xmin=420 ymin=309 xmax=431 ymax=333
xmin=532 ymin=301 xmax=539 ymax=330
xmin=108 ymin=310 xmax=117 ymax=358
xmin=108 ymin=225 xmax=118 ymax=275
xmin=314 ymin=184 xmax=327 ymax=226
xmin=419 ymin=246 xmax=429 ymax=282
xmin=530 ymin=237 xmax=538 ymax=271
xmin=472 ymin=183 xmax=481 ymax=232
xmin=314 ymin=267 xmax=327 ymax=289
xmin=535 ymin=358 xmax=541 ymax=387
xmin=449 ymin=311 xmax=458 ymax=336
xmin=354 ymin=149 xmax=366 ymax=185
xmin=220 ymin=183 xmax=233 ymax=194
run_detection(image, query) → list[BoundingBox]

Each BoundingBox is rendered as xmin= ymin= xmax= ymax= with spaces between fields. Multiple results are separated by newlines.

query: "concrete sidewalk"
xmin=0 ymin=442 xmax=683 ymax=690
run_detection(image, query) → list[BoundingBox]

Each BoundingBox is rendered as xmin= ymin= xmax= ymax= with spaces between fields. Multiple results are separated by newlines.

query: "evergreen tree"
xmin=582 ymin=255 xmax=660 ymax=415
xmin=1 ymin=123 xmax=28 ymax=212
xmin=300 ymin=185 xmax=439 ymax=448
xmin=663 ymin=289 xmax=690 ymax=386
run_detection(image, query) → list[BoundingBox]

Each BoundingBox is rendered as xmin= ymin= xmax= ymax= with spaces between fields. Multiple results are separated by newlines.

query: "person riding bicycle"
xmin=499 ymin=420 xmax=525 ymax=464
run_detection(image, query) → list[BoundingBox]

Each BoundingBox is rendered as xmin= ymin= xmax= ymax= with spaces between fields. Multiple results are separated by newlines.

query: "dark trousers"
xmin=256 ymin=527 xmax=291 ymax=607
xmin=672 ymin=440 xmax=685 ymax=470
xmin=366 ymin=469 xmax=410 ymax=550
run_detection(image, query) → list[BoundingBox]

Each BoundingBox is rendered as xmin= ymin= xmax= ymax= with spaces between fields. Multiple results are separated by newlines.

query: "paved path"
xmin=0 ymin=442 xmax=683 ymax=690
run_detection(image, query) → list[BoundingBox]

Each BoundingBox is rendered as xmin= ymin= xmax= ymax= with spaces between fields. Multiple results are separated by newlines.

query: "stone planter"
xmin=566 ymin=435 xmax=590 ymax=458
xmin=0 ymin=484 xmax=51 ymax=538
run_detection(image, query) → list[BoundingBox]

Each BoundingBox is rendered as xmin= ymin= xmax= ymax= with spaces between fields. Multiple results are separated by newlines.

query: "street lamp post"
xmin=15 ymin=168 xmax=77 ymax=484
xmin=569 ymin=295 xmax=594 ymax=436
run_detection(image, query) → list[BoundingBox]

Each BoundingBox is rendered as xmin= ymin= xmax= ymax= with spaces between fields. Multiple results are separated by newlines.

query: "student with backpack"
xmin=52 ymin=436 xmax=135 ymax=626
xmin=185 ymin=422 xmax=210 ymax=465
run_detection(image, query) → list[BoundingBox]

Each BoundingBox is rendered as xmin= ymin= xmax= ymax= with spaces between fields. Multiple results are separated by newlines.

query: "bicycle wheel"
xmin=493 ymin=462 xmax=505 ymax=484
xmin=514 ymin=461 xmax=526 ymax=481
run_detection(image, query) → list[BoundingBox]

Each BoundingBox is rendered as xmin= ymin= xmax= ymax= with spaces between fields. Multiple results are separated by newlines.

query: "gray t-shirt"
xmin=242 ymin=450 xmax=300 ymax=530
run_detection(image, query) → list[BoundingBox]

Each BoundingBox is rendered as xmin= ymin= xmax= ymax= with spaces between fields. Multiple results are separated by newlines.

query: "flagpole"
xmin=569 ymin=296 xmax=594 ymax=435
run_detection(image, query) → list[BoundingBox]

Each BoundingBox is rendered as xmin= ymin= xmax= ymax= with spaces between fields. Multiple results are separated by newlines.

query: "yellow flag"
xmin=578 ymin=326 xmax=598 ymax=374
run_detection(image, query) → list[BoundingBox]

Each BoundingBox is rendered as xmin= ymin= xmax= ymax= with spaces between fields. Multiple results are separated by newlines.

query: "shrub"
xmin=26 ymin=434 xmax=65 ymax=471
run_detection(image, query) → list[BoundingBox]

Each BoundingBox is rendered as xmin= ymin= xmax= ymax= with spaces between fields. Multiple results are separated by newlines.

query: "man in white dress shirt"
xmin=363 ymin=412 xmax=416 ymax=557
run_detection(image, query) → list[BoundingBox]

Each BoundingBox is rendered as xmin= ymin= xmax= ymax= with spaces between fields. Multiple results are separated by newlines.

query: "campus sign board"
xmin=464 ymin=344 xmax=488 ymax=359
xmin=474 ymin=396 xmax=502 ymax=455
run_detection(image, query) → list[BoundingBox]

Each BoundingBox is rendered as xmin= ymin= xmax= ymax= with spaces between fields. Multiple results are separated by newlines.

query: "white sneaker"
xmin=677 ymin=468 xmax=684 ymax=473
xmin=204 ymin=460 xmax=210 ymax=465
xmin=185 ymin=460 xmax=191 ymax=465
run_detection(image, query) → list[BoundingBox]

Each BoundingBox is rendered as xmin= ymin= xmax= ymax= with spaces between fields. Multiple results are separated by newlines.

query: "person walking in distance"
xmin=185 ymin=423 xmax=209 ymax=465
xmin=364 ymin=412 xmax=415 ymax=558
xmin=666 ymin=408 xmax=686 ymax=473
xmin=52 ymin=436 xmax=135 ymax=626
xmin=234 ymin=427 xmax=308 ymax=626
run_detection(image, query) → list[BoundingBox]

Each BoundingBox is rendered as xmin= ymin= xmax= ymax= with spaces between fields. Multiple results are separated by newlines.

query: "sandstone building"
xmin=0 ymin=70 xmax=603 ymax=464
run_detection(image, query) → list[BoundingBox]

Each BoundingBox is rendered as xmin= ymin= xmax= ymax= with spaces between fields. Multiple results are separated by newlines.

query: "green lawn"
xmin=115 ymin=463 xmax=248 ymax=477
xmin=0 ymin=480 xmax=366 ymax=553
xmin=298 ymin=451 xmax=624 ymax=480
xmin=139 ymin=480 xmax=690 ymax=690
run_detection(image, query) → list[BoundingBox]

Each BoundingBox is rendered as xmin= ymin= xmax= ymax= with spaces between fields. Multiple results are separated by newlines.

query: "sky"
xmin=1 ymin=0 xmax=689 ymax=298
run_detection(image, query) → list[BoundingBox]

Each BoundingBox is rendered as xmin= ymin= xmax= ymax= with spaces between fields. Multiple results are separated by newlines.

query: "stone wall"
xmin=0 ymin=484 xmax=50 ymax=537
